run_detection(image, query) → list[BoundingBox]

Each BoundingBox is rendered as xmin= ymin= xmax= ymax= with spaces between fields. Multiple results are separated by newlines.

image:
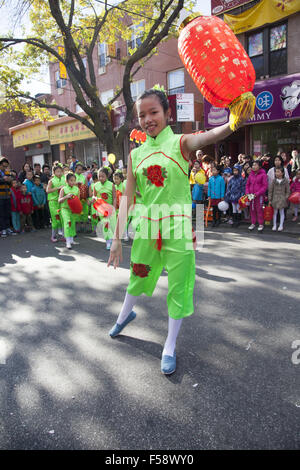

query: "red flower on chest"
xmin=143 ymin=165 xmax=167 ymax=187
xmin=101 ymin=193 xmax=108 ymax=200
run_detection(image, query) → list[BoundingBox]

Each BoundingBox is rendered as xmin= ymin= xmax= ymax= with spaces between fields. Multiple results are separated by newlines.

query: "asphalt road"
xmin=0 ymin=227 xmax=299 ymax=450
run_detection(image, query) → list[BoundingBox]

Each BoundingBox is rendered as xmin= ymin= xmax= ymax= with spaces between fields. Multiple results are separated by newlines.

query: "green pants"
xmin=80 ymin=200 xmax=89 ymax=223
xmin=99 ymin=213 xmax=116 ymax=241
xmin=127 ymin=216 xmax=195 ymax=319
xmin=49 ymin=200 xmax=62 ymax=231
xmin=89 ymin=198 xmax=99 ymax=229
xmin=61 ymin=207 xmax=77 ymax=238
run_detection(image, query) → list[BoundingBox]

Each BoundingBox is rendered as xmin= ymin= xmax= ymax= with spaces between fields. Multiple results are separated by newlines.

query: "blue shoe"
xmin=109 ymin=311 xmax=136 ymax=337
xmin=161 ymin=352 xmax=176 ymax=375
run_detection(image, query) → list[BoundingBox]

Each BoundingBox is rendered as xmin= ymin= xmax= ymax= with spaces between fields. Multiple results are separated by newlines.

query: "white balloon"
xmin=218 ymin=200 xmax=229 ymax=212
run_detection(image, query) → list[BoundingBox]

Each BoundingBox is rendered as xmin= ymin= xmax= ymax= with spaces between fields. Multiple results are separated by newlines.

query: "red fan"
xmin=116 ymin=189 xmax=122 ymax=209
xmin=238 ymin=194 xmax=250 ymax=208
xmin=68 ymin=195 xmax=83 ymax=214
xmin=93 ymin=198 xmax=114 ymax=218
xmin=288 ymin=192 xmax=300 ymax=205
xmin=78 ymin=183 xmax=88 ymax=200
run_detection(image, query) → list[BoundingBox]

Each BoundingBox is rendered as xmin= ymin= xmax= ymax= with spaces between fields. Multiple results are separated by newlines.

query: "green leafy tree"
xmin=0 ymin=0 xmax=191 ymax=159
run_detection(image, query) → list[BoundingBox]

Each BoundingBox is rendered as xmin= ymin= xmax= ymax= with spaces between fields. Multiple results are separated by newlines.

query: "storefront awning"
xmin=9 ymin=121 xmax=49 ymax=148
xmin=46 ymin=117 xmax=96 ymax=145
xmin=224 ymin=0 xmax=300 ymax=35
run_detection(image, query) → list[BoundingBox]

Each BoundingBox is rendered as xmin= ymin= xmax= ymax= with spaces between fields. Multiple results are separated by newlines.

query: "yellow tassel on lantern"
xmin=229 ymin=92 xmax=256 ymax=131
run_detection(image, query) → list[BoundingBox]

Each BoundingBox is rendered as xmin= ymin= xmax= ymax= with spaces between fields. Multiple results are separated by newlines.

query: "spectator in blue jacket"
xmin=31 ymin=175 xmax=47 ymax=229
xmin=208 ymin=165 xmax=225 ymax=227
xmin=23 ymin=170 xmax=35 ymax=194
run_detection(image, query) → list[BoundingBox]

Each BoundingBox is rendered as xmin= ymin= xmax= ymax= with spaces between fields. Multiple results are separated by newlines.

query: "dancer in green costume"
xmin=88 ymin=171 xmax=99 ymax=236
xmin=75 ymin=163 xmax=89 ymax=231
xmin=58 ymin=172 xmax=80 ymax=250
xmin=108 ymin=88 xmax=253 ymax=375
xmin=46 ymin=162 xmax=65 ymax=242
xmin=93 ymin=167 xmax=116 ymax=250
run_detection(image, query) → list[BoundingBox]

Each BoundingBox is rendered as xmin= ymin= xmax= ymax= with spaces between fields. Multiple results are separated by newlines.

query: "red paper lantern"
xmin=36 ymin=143 xmax=43 ymax=149
xmin=288 ymin=192 xmax=300 ymax=205
xmin=68 ymin=142 xmax=75 ymax=149
xmin=93 ymin=198 xmax=114 ymax=218
xmin=23 ymin=146 xmax=29 ymax=151
xmin=67 ymin=195 xmax=83 ymax=214
xmin=178 ymin=15 xmax=256 ymax=126
xmin=78 ymin=183 xmax=88 ymax=200
xmin=264 ymin=205 xmax=274 ymax=223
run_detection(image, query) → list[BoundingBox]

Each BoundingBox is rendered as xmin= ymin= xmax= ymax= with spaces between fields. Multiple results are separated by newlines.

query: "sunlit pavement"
xmin=0 ymin=228 xmax=299 ymax=450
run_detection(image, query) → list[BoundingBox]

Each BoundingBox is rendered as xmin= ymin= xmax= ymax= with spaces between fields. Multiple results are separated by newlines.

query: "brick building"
xmin=0 ymin=110 xmax=26 ymax=171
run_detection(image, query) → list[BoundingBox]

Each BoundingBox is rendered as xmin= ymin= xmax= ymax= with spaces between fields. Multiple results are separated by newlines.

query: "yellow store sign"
xmin=13 ymin=123 xmax=49 ymax=148
xmin=49 ymin=119 xmax=96 ymax=145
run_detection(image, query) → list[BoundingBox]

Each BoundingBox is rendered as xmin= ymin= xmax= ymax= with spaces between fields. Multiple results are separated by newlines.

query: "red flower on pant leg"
xmin=101 ymin=193 xmax=108 ymax=200
xmin=143 ymin=165 xmax=167 ymax=187
xmin=130 ymin=262 xmax=151 ymax=278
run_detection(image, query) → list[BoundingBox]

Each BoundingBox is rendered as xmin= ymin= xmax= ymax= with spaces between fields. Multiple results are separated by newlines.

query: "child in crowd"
xmin=113 ymin=170 xmax=125 ymax=212
xmin=58 ymin=172 xmax=80 ymax=249
xmin=267 ymin=156 xmax=289 ymax=184
xmin=23 ymin=170 xmax=35 ymax=194
xmin=208 ymin=165 xmax=225 ymax=227
xmin=290 ymin=169 xmax=300 ymax=221
xmin=31 ymin=175 xmax=47 ymax=229
xmin=19 ymin=184 xmax=34 ymax=232
xmin=88 ymin=171 xmax=99 ymax=236
xmin=75 ymin=162 xmax=89 ymax=232
xmin=225 ymin=164 xmax=244 ymax=227
xmin=246 ymin=160 xmax=268 ymax=232
xmin=93 ymin=167 xmax=116 ymax=250
xmin=268 ymin=167 xmax=290 ymax=231
xmin=190 ymin=162 xmax=205 ymax=212
xmin=10 ymin=178 xmax=21 ymax=233
xmin=47 ymin=163 xmax=65 ymax=242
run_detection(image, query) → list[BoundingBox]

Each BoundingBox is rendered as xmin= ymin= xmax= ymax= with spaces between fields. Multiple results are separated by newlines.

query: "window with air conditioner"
xmin=130 ymin=79 xmax=145 ymax=102
xmin=101 ymin=89 xmax=114 ymax=106
xmin=55 ymin=70 xmax=66 ymax=89
xmin=168 ymin=69 xmax=185 ymax=95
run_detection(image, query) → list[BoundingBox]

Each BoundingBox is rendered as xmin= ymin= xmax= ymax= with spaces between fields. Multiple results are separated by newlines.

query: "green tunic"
xmin=48 ymin=175 xmax=64 ymax=230
xmin=75 ymin=173 xmax=88 ymax=222
xmin=127 ymin=125 xmax=195 ymax=319
xmin=94 ymin=180 xmax=115 ymax=240
xmin=60 ymin=184 xmax=80 ymax=238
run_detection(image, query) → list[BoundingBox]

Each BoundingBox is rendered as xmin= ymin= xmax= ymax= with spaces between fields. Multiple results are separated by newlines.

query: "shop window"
xmin=55 ymin=70 xmax=66 ymax=88
xmin=130 ymin=79 xmax=145 ymax=102
xmin=247 ymin=22 xmax=287 ymax=79
xmin=168 ymin=69 xmax=185 ymax=95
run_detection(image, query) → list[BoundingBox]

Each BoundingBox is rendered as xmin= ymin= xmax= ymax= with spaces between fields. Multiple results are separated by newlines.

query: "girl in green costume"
xmin=58 ymin=172 xmax=80 ymax=250
xmin=75 ymin=163 xmax=89 ymax=232
xmin=46 ymin=163 xmax=65 ymax=243
xmin=88 ymin=171 xmax=99 ymax=236
xmin=108 ymin=88 xmax=252 ymax=375
xmin=93 ymin=167 xmax=116 ymax=250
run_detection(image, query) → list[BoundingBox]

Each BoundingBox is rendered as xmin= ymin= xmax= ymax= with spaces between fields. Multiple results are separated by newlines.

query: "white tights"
xmin=273 ymin=208 xmax=285 ymax=229
xmin=232 ymin=202 xmax=241 ymax=214
xmin=116 ymin=292 xmax=182 ymax=357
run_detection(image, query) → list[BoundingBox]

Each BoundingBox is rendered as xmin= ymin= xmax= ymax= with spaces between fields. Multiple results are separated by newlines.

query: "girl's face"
xmin=54 ymin=168 xmax=63 ymax=178
xmin=274 ymin=157 xmax=281 ymax=167
xmin=244 ymin=163 xmax=250 ymax=171
xmin=113 ymin=175 xmax=121 ymax=186
xmin=12 ymin=179 xmax=17 ymax=188
xmin=26 ymin=171 xmax=33 ymax=179
xmin=68 ymin=176 xmax=76 ymax=187
xmin=98 ymin=171 xmax=107 ymax=184
xmin=24 ymin=163 xmax=30 ymax=172
xmin=281 ymin=153 xmax=287 ymax=161
xmin=252 ymin=162 xmax=260 ymax=172
xmin=275 ymin=168 xmax=283 ymax=179
xmin=212 ymin=167 xmax=219 ymax=177
xmin=247 ymin=167 xmax=252 ymax=175
xmin=137 ymin=95 xmax=169 ymax=138
xmin=75 ymin=166 xmax=83 ymax=174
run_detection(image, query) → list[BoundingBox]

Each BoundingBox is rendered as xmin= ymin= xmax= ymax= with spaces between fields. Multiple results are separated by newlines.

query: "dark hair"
xmin=0 ymin=157 xmax=9 ymax=165
xmin=42 ymin=164 xmax=50 ymax=170
xmin=92 ymin=171 xmax=98 ymax=181
xmin=98 ymin=167 xmax=109 ymax=178
xmin=22 ymin=162 xmax=31 ymax=171
xmin=273 ymin=155 xmax=284 ymax=167
xmin=34 ymin=163 xmax=41 ymax=167
xmin=75 ymin=162 xmax=83 ymax=169
xmin=214 ymin=165 xmax=222 ymax=173
xmin=53 ymin=163 xmax=63 ymax=173
xmin=66 ymin=172 xmax=76 ymax=183
xmin=114 ymin=170 xmax=124 ymax=181
xmin=137 ymin=88 xmax=169 ymax=113
xmin=252 ymin=160 xmax=262 ymax=167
